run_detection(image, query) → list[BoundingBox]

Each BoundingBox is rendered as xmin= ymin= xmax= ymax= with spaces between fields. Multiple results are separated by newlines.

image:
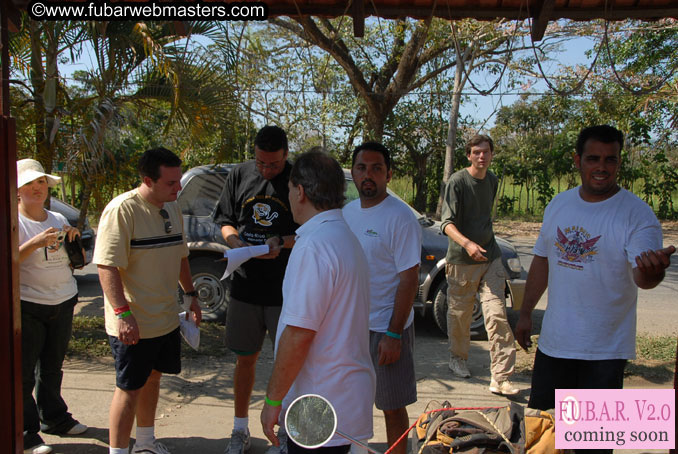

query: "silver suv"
xmin=178 ymin=164 xmax=525 ymax=335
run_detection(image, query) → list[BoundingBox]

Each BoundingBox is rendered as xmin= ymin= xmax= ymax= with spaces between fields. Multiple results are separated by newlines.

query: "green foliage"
xmin=635 ymin=335 xmax=677 ymax=362
xmin=67 ymin=316 xmax=109 ymax=357
xmin=389 ymin=176 xmax=415 ymax=207
xmin=10 ymin=18 xmax=678 ymax=223
xmin=497 ymin=195 xmax=517 ymax=216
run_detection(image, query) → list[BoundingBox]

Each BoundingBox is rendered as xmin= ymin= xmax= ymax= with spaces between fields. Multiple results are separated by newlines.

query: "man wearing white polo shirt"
xmin=261 ymin=151 xmax=375 ymax=454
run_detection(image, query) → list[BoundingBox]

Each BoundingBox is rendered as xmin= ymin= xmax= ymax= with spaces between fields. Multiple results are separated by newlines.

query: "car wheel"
xmin=180 ymin=256 xmax=229 ymax=322
xmin=432 ymin=280 xmax=486 ymax=336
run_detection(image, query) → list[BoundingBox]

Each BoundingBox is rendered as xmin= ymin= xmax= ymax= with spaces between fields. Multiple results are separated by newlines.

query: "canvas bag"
xmin=412 ymin=400 xmax=563 ymax=454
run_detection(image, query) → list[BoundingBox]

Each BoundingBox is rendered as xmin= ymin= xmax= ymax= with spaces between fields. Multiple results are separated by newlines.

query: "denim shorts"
xmin=109 ymin=327 xmax=181 ymax=390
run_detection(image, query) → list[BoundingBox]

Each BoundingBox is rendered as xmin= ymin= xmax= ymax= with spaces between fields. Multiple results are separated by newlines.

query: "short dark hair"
xmin=138 ymin=147 xmax=182 ymax=181
xmin=254 ymin=125 xmax=288 ymax=153
xmin=290 ymin=151 xmax=345 ymax=211
xmin=465 ymin=134 xmax=494 ymax=155
xmin=575 ymin=125 xmax=624 ymax=156
xmin=351 ymin=142 xmax=391 ymax=171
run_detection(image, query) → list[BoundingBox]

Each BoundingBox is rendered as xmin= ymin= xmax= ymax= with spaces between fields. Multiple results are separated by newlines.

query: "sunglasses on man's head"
xmin=159 ymin=209 xmax=172 ymax=233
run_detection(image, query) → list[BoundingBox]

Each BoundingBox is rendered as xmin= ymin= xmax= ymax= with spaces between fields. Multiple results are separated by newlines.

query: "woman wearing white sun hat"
xmin=16 ymin=159 xmax=88 ymax=454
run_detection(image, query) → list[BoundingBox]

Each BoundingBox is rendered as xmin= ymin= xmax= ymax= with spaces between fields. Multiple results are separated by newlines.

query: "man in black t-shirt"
xmin=215 ymin=125 xmax=297 ymax=454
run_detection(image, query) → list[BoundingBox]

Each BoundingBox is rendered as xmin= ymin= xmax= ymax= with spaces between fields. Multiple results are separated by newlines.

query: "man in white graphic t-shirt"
xmin=515 ymin=125 xmax=675 ymax=430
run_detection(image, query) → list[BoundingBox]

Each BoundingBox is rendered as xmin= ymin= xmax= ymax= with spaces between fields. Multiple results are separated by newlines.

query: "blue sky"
xmin=59 ymin=22 xmax=598 ymax=131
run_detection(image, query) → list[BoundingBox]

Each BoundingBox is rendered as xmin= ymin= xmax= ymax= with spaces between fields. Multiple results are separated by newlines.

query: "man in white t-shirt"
xmin=343 ymin=142 xmax=421 ymax=454
xmin=515 ymin=125 xmax=675 ymax=423
xmin=261 ymin=151 xmax=375 ymax=454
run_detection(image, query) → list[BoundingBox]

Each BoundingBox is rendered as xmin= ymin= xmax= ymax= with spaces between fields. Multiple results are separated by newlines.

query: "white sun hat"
xmin=17 ymin=159 xmax=61 ymax=188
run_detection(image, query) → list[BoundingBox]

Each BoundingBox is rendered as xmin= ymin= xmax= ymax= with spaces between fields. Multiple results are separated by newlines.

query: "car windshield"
xmin=178 ymin=172 xmax=228 ymax=216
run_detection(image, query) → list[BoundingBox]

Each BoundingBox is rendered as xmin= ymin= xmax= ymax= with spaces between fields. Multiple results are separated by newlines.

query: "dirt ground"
xmin=494 ymin=219 xmax=678 ymax=244
xmin=41 ymin=318 xmax=672 ymax=454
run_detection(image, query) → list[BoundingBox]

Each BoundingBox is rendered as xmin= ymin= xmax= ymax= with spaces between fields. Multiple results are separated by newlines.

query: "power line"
xmin=10 ymin=76 xmax=675 ymax=98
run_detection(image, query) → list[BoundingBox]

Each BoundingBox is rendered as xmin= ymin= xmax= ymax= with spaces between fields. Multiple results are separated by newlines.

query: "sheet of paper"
xmin=220 ymin=244 xmax=270 ymax=280
xmin=178 ymin=312 xmax=200 ymax=351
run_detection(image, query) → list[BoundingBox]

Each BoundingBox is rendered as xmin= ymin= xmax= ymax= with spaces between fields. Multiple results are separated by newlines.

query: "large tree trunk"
xmin=365 ymin=109 xmax=385 ymax=142
xmin=43 ymin=23 xmax=59 ymax=171
xmin=77 ymin=180 xmax=92 ymax=231
xmin=436 ymin=56 xmax=464 ymax=218
xmin=411 ymin=152 xmax=428 ymax=212
xmin=29 ymin=21 xmax=46 ymax=163
xmin=29 ymin=20 xmax=60 ymax=208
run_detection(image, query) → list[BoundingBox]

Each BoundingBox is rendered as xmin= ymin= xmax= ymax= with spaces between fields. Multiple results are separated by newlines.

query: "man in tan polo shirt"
xmin=95 ymin=147 xmax=202 ymax=454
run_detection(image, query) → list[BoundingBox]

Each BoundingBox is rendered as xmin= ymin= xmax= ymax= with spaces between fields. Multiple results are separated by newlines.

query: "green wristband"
xmin=117 ymin=310 xmax=132 ymax=319
xmin=385 ymin=330 xmax=402 ymax=340
xmin=265 ymin=396 xmax=282 ymax=407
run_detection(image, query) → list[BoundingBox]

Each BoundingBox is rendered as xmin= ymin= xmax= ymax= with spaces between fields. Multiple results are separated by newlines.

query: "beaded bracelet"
xmin=265 ymin=396 xmax=282 ymax=407
xmin=116 ymin=310 xmax=133 ymax=319
xmin=385 ymin=330 xmax=402 ymax=340
xmin=113 ymin=305 xmax=130 ymax=315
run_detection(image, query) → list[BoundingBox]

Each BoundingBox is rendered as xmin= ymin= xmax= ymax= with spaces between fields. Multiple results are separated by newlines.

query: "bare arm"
xmin=260 ymin=325 xmax=316 ymax=445
xmin=221 ymin=225 xmax=291 ymax=260
xmin=632 ymin=246 xmax=675 ymax=289
xmin=221 ymin=225 xmax=246 ymax=248
xmin=98 ymin=264 xmax=139 ymax=345
xmin=179 ymin=256 xmax=202 ymax=326
xmin=378 ymin=265 xmax=419 ymax=365
xmin=18 ymin=227 xmax=59 ymax=263
xmin=443 ymin=222 xmax=487 ymax=262
xmin=515 ymin=255 xmax=549 ymax=350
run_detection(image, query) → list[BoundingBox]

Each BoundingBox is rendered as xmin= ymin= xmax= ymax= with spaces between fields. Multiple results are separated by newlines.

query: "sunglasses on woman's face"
xmin=159 ymin=209 xmax=172 ymax=233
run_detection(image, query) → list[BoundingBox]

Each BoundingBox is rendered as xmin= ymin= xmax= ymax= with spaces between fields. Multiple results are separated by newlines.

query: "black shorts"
xmin=109 ymin=327 xmax=181 ymax=390
xmin=528 ymin=348 xmax=627 ymax=411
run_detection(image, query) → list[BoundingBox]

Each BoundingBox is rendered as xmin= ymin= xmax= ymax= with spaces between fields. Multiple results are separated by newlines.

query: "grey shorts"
xmin=369 ymin=324 xmax=417 ymax=411
xmin=225 ymin=297 xmax=282 ymax=355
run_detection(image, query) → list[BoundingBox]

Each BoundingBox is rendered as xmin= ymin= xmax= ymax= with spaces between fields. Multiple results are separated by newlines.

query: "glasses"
xmin=159 ymin=209 xmax=173 ymax=233
xmin=255 ymin=158 xmax=285 ymax=170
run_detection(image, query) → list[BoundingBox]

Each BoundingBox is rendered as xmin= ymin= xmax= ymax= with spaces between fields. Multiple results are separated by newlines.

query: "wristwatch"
xmin=275 ymin=235 xmax=285 ymax=247
xmin=185 ymin=290 xmax=198 ymax=297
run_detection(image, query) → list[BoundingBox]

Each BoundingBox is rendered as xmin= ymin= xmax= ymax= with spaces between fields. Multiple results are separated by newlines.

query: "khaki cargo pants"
xmin=445 ymin=257 xmax=516 ymax=381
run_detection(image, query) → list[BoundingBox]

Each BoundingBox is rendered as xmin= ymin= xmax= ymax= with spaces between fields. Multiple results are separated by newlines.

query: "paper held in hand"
xmin=219 ymin=244 xmax=270 ymax=280
xmin=178 ymin=312 xmax=200 ymax=351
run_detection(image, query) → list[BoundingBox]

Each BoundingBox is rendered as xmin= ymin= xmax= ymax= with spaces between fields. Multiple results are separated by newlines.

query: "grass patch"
xmin=635 ymin=334 xmax=677 ymax=361
xmin=514 ymin=335 xmax=676 ymax=383
xmin=68 ymin=316 xmax=110 ymax=357
xmin=68 ymin=315 xmax=228 ymax=358
xmin=389 ymin=176 xmax=415 ymax=206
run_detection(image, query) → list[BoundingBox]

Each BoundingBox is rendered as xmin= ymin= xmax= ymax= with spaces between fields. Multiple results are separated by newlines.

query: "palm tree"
xmin=62 ymin=20 xmax=238 ymax=227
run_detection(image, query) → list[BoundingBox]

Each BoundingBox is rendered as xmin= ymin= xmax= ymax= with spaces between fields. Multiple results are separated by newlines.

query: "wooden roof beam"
xmin=352 ymin=0 xmax=365 ymax=37
xmin=531 ymin=0 xmax=556 ymax=41
xmin=263 ymin=4 xmax=678 ymax=22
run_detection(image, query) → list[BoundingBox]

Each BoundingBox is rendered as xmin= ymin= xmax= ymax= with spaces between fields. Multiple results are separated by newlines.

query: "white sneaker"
xmin=66 ymin=422 xmax=88 ymax=435
xmin=448 ymin=355 xmax=471 ymax=378
xmin=133 ymin=439 xmax=171 ymax=454
xmin=265 ymin=427 xmax=288 ymax=454
xmin=226 ymin=429 xmax=251 ymax=454
xmin=489 ymin=379 xmax=520 ymax=396
xmin=23 ymin=444 xmax=53 ymax=454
